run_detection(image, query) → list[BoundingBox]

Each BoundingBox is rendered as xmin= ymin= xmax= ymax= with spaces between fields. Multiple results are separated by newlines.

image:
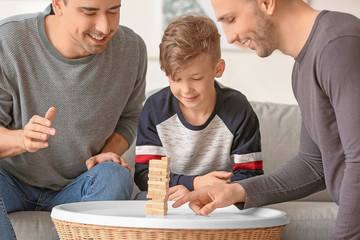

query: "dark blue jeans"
xmin=0 ymin=194 xmax=16 ymax=240
xmin=0 ymin=162 xmax=133 ymax=239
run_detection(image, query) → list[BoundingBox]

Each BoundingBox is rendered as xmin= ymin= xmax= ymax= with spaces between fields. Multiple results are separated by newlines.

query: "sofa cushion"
xmin=267 ymin=201 xmax=338 ymax=240
xmin=9 ymin=211 xmax=57 ymax=240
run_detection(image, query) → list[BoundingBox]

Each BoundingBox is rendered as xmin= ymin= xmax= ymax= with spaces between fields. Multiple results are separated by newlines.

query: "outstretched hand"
xmin=23 ymin=107 xmax=57 ymax=152
xmin=172 ymin=183 xmax=246 ymax=215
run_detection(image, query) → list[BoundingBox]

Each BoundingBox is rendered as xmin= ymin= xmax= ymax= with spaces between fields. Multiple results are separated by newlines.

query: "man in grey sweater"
xmin=173 ymin=0 xmax=360 ymax=239
xmin=0 ymin=0 xmax=146 ymax=238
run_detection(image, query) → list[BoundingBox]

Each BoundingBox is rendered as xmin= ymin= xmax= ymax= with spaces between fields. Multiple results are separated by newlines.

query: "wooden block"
xmin=148 ymin=166 xmax=170 ymax=174
xmin=148 ymin=183 xmax=169 ymax=189
xmin=147 ymin=191 xmax=169 ymax=199
xmin=148 ymin=175 xmax=170 ymax=182
xmin=146 ymin=200 xmax=168 ymax=209
xmin=146 ymin=195 xmax=168 ymax=200
xmin=161 ymin=157 xmax=171 ymax=164
xmin=146 ymin=207 xmax=168 ymax=215
xmin=148 ymin=199 xmax=168 ymax=203
xmin=149 ymin=160 xmax=170 ymax=169
xmin=148 ymin=170 xmax=169 ymax=176
xmin=146 ymin=157 xmax=171 ymax=215
xmin=148 ymin=186 xmax=169 ymax=194
xmin=148 ymin=181 xmax=169 ymax=186
xmin=147 ymin=188 xmax=169 ymax=199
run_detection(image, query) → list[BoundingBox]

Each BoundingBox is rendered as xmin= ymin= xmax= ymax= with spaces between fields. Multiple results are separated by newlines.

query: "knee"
xmin=92 ymin=162 xmax=133 ymax=199
xmin=94 ymin=162 xmax=132 ymax=182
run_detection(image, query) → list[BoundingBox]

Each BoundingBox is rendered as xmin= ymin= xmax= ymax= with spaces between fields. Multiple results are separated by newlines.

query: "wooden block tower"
xmin=146 ymin=157 xmax=171 ymax=215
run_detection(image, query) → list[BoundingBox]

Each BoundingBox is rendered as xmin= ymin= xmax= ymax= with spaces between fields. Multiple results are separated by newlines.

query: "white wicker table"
xmin=51 ymin=200 xmax=289 ymax=240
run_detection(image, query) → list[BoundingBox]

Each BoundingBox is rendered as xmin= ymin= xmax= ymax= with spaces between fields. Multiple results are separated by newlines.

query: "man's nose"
xmin=95 ymin=15 xmax=111 ymax=35
xmin=226 ymin=29 xmax=239 ymax=45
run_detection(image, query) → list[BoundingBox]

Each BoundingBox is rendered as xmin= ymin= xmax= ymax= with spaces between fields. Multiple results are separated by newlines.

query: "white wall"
xmin=1 ymin=0 xmax=359 ymax=104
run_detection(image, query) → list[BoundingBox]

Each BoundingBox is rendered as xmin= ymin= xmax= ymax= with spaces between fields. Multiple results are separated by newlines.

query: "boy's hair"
xmin=159 ymin=14 xmax=221 ymax=80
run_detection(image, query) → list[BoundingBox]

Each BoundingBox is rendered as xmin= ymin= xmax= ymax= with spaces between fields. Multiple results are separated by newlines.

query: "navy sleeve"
xmin=134 ymin=92 xmax=167 ymax=190
xmin=134 ymin=163 xmax=149 ymax=191
xmin=135 ymin=163 xmax=197 ymax=191
xmin=229 ymin=99 xmax=263 ymax=179
xmin=231 ymin=169 xmax=264 ymax=182
xmin=170 ymin=173 xmax=197 ymax=191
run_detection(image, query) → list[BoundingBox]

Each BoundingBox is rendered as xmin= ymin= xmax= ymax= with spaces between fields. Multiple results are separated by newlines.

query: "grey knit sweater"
xmin=0 ymin=5 xmax=147 ymax=190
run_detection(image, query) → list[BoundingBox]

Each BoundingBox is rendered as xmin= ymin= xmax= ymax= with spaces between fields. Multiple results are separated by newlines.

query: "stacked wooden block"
xmin=146 ymin=157 xmax=171 ymax=215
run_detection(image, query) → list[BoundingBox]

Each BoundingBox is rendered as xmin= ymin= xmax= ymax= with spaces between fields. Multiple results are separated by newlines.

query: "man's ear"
xmin=215 ymin=59 xmax=225 ymax=78
xmin=52 ymin=0 xmax=65 ymax=16
xmin=259 ymin=0 xmax=275 ymax=15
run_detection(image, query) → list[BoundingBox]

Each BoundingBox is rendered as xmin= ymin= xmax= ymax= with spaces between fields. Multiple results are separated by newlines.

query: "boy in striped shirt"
xmin=135 ymin=15 xmax=263 ymax=200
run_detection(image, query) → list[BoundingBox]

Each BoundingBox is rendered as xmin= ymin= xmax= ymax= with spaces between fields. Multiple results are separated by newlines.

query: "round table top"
xmin=51 ymin=200 xmax=289 ymax=230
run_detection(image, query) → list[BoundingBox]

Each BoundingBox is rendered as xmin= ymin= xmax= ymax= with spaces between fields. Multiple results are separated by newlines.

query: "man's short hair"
xmin=159 ymin=15 xmax=221 ymax=79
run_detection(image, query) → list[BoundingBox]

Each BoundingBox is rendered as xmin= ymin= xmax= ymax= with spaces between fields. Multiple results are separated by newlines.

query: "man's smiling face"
xmin=60 ymin=0 xmax=121 ymax=57
xmin=211 ymin=0 xmax=277 ymax=57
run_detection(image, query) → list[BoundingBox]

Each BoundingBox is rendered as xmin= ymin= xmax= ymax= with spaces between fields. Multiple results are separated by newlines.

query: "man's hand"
xmin=193 ymin=171 xmax=233 ymax=189
xmin=23 ymin=107 xmax=57 ymax=153
xmin=172 ymin=183 xmax=246 ymax=215
xmin=85 ymin=152 xmax=131 ymax=172
xmin=168 ymin=185 xmax=190 ymax=201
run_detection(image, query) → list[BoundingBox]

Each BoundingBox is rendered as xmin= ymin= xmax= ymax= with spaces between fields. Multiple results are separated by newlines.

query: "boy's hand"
xmin=169 ymin=185 xmax=190 ymax=201
xmin=193 ymin=171 xmax=233 ymax=190
xmin=23 ymin=107 xmax=57 ymax=152
xmin=85 ymin=152 xmax=131 ymax=172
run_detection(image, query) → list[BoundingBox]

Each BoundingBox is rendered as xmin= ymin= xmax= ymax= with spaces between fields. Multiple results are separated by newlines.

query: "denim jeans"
xmin=0 ymin=194 xmax=16 ymax=240
xmin=0 ymin=162 xmax=133 ymax=239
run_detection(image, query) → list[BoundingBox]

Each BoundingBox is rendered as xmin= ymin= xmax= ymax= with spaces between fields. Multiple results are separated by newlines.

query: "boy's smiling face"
xmin=169 ymin=53 xmax=225 ymax=114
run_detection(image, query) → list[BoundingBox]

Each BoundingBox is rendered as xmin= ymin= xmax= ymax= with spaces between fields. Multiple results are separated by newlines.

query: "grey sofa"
xmin=8 ymin=99 xmax=337 ymax=240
